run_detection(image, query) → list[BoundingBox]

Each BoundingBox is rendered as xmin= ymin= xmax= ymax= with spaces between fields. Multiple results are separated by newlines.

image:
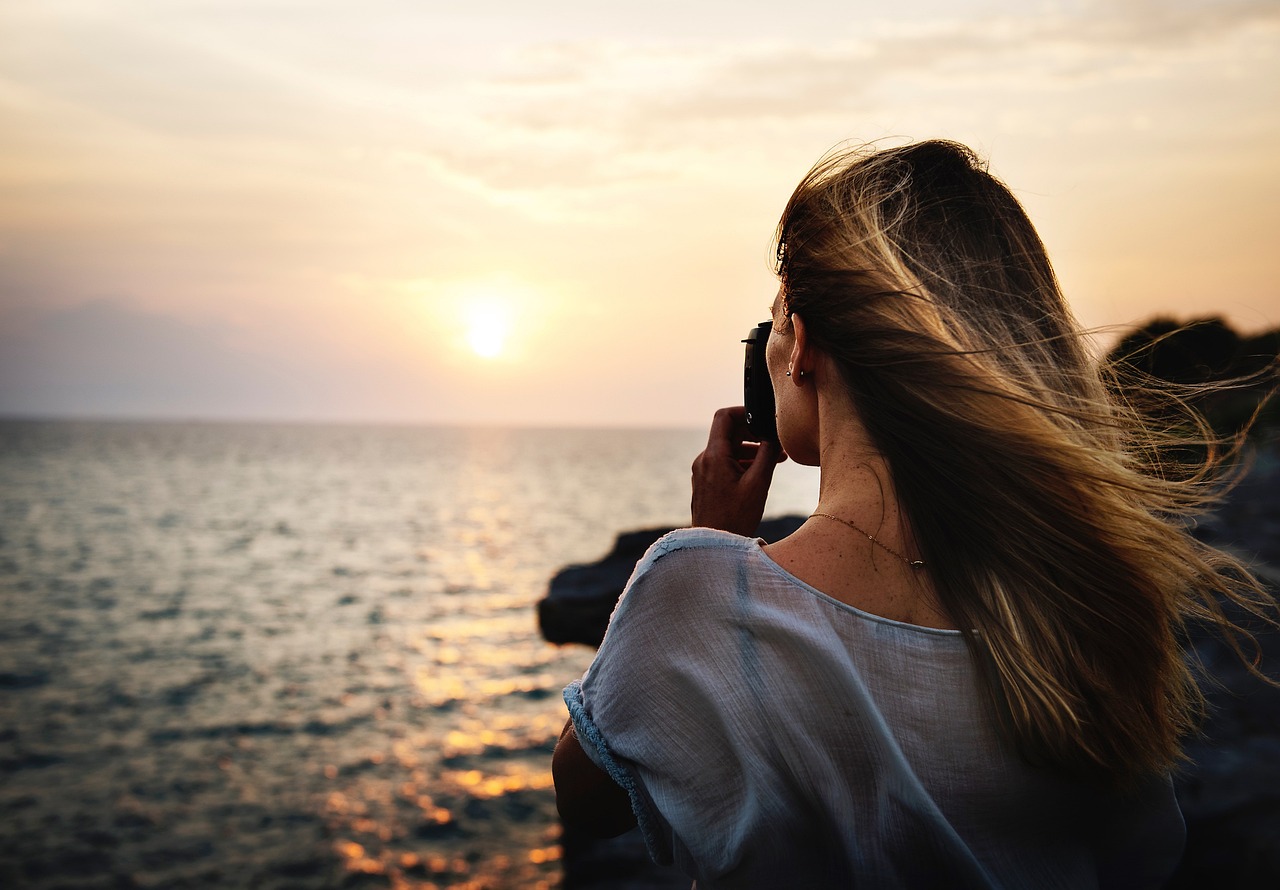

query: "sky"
xmin=1 ymin=0 xmax=1277 ymax=427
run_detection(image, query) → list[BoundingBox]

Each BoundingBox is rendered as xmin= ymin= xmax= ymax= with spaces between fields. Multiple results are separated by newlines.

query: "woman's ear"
xmin=789 ymin=313 xmax=811 ymax=381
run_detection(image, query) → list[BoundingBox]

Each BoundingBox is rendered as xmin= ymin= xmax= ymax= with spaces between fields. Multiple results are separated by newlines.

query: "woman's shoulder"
xmin=645 ymin=526 xmax=759 ymax=561
xmin=633 ymin=527 xmax=767 ymax=582
xmin=618 ymin=527 xmax=761 ymax=610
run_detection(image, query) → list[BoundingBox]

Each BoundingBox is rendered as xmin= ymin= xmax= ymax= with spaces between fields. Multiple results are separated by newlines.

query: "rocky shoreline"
xmin=541 ymin=451 xmax=1280 ymax=889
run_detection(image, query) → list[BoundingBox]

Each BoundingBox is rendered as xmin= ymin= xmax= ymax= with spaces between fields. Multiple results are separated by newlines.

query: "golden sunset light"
xmin=0 ymin=0 xmax=1276 ymax=427
xmin=466 ymin=301 xmax=513 ymax=360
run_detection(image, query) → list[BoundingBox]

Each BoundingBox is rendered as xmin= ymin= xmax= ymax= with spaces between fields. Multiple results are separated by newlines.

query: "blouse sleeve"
xmin=562 ymin=531 xmax=764 ymax=873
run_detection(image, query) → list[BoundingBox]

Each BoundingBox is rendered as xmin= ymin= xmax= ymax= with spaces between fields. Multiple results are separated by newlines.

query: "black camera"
xmin=742 ymin=321 xmax=777 ymax=443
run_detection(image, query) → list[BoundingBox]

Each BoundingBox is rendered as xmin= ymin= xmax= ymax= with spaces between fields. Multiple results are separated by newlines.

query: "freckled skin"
xmin=763 ymin=288 xmax=948 ymax=628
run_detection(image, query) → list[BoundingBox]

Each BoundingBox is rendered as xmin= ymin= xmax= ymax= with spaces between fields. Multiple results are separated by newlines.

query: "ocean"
xmin=0 ymin=420 xmax=819 ymax=889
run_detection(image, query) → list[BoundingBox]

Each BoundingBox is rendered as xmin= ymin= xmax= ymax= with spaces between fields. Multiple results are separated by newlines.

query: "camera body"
xmin=742 ymin=321 xmax=777 ymax=443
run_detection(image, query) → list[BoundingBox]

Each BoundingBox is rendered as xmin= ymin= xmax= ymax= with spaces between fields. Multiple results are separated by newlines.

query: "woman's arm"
xmin=552 ymin=717 xmax=638 ymax=837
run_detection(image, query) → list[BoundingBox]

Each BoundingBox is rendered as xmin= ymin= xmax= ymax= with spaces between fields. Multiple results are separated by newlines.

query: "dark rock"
xmin=1172 ymin=454 xmax=1280 ymax=889
xmin=1167 ymin=795 xmax=1280 ymax=889
xmin=538 ymin=516 xmax=806 ymax=647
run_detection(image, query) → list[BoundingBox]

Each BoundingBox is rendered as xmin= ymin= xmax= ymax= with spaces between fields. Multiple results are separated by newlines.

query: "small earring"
xmin=785 ymin=370 xmax=792 ymax=377
xmin=797 ymin=370 xmax=806 ymax=379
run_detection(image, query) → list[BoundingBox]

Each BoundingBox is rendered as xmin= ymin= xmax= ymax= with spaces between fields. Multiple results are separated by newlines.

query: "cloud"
xmin=5 ymin=0 xmax=1274 ymax=216
xmin=405 ymin=0 xmax=1280 ymax=204
xmin=496 ymin=1 xmax=1277 ymax=121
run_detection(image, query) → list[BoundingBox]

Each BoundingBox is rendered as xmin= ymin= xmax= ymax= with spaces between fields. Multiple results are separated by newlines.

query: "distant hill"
xmin=1106 ymin=317 xmax=1279 ymax=442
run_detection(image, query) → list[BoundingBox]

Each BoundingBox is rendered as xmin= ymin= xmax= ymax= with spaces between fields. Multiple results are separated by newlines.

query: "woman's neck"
xmin=813 ymin=397 xmax=913 ymax=541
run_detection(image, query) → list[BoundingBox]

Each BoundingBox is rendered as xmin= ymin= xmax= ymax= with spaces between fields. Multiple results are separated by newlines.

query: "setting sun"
xmin=466 ymin=302 xmax=512 ymax=359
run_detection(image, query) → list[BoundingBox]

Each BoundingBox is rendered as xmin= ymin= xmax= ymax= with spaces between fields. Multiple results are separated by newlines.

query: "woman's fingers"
xmin=705 ymin=406 xmax=749 ymax=452
xmin=691 ymin=407 xmax=784 ymax=535
xmin=742 ymin=438 xmax=785 ymax=484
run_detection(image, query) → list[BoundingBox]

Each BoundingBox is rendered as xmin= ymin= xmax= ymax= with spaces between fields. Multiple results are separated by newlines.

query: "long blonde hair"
xmin=774 ymin=139 xmax=1276 ymax=784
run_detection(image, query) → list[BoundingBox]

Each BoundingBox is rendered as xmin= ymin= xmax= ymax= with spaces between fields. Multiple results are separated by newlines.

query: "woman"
xmin=553 ymin=140 xmax=1275 ymax=887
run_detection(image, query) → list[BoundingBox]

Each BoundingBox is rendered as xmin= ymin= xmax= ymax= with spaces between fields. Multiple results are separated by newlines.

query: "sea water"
xmin=0 ymin=420 xmax=819 ymax=889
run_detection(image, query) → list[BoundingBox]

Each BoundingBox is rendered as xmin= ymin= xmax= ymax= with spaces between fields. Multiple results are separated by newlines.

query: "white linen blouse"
xmin=564 ymin=528 xmax=1184 ymax=889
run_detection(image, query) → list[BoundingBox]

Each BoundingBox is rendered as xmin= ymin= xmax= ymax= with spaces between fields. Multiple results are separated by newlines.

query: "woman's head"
xmin=773 ymin=140 xmax=1099 ymax=436
xmin=768 ymin=140 xmax=1272 ymax=784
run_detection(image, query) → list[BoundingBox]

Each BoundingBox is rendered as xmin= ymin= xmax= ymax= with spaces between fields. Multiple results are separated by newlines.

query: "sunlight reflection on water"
xmin=0 ymin=421 xmax=819 ymax=888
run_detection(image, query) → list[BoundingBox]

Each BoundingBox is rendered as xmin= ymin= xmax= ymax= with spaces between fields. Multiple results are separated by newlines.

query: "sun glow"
xmin=465 ymin=301 xmax=512 ymax=359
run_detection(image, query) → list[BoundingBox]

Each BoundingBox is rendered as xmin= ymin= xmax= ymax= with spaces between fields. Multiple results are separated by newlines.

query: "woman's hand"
xmin=691 ymin=406 xmax=786 ymax=536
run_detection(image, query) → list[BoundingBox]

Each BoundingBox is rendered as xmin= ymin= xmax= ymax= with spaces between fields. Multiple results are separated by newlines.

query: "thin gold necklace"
xmin=810 ymin=511 xmax=925 ymax=569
